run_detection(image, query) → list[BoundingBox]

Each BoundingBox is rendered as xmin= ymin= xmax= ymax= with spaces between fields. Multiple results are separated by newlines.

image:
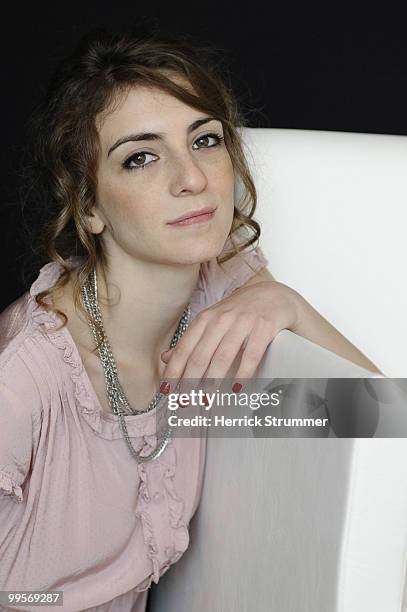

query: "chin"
xmin=169 ymin=241 xmax=225 ymax=266
xmin=195 ymin=236 xmax=230 ymax=260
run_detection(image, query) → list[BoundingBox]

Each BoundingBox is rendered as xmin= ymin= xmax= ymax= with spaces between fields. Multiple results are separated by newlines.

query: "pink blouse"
xmin=0 ymin=244 xmax=268 ymax=611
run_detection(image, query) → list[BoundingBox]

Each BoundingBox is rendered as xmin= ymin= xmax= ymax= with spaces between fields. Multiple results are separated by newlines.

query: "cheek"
xmin=217 ymin=156 xmax=235 ymax=196
xmin=99 ymin=178 xmax=148 ymax=225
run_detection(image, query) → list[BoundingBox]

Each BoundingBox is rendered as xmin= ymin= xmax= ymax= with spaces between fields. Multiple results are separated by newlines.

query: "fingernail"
xmin=232 ymin=382 xmax=242 ymax=393
xmin=202 ymin=393 xmax=209 ymax=406
xmin=160 ymin=381 xmax=171 ymax=394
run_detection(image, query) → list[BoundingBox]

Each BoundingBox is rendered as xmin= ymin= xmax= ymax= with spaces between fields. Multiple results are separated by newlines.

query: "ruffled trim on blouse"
xmin=134 ymin=441 xmax=190 ymax=592
xmin=0 ymin=469 xmax=23 ymax=503
xmin=162 ymin=445 xmax=190 ymax=562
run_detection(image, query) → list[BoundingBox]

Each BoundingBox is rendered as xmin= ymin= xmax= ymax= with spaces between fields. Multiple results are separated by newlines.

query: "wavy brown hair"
xmin=21 ymin=25 xmax=262 ymax=341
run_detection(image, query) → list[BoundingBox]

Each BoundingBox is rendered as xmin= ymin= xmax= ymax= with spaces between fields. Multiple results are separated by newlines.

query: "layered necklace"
xmin=80 ymin=265 xmax=191 ymax=462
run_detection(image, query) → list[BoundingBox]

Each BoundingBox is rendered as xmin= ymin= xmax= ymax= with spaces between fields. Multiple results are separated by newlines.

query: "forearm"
xmin=289 ymin=288 xmax=384 ymax=375
xmin=242 ymin=267 xmax=383 ymax=375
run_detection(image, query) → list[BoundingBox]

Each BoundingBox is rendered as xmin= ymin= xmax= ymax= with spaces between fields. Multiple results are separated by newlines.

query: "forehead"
xmin=96 ymin=80 xmax=199 ymax=142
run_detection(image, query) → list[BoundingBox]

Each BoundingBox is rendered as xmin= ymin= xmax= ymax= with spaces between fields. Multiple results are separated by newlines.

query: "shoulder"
xmin=0 ymin=291 xmax=33 ymax=367
xmin=0 ymin=258 xmax=75 ymax=369
xmin=192 ymin=239 xmax=269 ymax=315
xmin=0 ymin=294 xmax=45 ymax=419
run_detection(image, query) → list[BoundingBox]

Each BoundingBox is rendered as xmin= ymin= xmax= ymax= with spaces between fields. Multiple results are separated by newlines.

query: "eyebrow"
xmin=107 ymin=116 xmax=220 ymax=157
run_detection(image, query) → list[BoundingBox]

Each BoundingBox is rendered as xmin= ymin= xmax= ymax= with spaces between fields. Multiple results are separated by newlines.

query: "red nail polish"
xmin=232 ymin=382 xmax=242 ymax=393
xmin=160 ymin=381 xmax=170 ymax=394
xmin=202 ymin=393 xmax=209 ymax=406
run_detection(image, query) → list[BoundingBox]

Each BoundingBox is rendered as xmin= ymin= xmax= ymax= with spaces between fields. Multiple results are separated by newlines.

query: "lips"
xmin=167 ymin=206 xmax=216 ymax=224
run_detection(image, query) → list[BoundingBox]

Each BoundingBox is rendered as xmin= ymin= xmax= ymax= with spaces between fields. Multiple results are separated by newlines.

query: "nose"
xmin=169 ymin=150 xmax=208 ymax=196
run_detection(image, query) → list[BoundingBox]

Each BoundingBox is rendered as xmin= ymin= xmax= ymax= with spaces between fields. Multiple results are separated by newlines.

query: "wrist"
xmin=279 ymin=283 xmax=306 ymax=334
xmin=265 ymin=280 xmax=306 ymax=334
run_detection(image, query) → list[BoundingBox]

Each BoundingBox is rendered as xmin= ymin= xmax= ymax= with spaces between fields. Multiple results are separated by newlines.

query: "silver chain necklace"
xmin=80 ymin=266 xmax=191 ymax=463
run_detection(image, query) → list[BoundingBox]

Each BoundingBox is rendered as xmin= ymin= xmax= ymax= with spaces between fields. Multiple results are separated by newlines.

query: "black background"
xmin=1 ymin=6 xmax=406 ymax=309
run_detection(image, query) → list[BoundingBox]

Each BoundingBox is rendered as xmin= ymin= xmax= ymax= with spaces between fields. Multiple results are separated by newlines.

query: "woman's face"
xmin=89 ymin=81 xmax=235 ymax=266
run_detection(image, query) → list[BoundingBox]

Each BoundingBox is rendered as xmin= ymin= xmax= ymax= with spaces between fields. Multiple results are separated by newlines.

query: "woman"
xmin=0 ymin=27 xmax=382 ymax=611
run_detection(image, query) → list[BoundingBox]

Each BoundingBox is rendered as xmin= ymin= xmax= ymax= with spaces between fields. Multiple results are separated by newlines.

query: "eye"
xmin=122 ymin=151 xmax=158 ymax=172
xmin=192 ymin=132 xmax=225 ymax=150
xmin=122 ymin=132 xmax=225 ymax=172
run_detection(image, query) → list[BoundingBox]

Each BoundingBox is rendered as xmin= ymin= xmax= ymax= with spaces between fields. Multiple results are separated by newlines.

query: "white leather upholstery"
xmin=148 ymin=437 xmax=407 ymax=612
xmin=147 ymin=129 xmax=407 ymax=612
xmin=240 ymin=128 xmax=407 ymax=378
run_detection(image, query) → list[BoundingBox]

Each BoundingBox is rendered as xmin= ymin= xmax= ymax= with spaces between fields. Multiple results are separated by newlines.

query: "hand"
xmin=159 ymin=280 xmax=301 ymax=393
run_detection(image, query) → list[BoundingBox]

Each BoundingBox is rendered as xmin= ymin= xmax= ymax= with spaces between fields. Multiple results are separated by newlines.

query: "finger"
xmin=232 ymin=320 xmax=275 ymax=382
xmin=161 ymin=348 xmax=173 ymax=363
xmin=181 ymin=312 xmax=236 ymax=381
xmin=160 ymin=312 xmax=209 ymax=393
xmin=176 ymin=312 xmax=236 ymax=407
xmin=204 ymin=319 xmax=253 ymax=381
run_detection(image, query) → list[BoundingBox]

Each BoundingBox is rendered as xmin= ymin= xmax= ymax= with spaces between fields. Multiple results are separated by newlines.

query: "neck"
xmin=89 ymin=254 xmax=199 ymax=375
